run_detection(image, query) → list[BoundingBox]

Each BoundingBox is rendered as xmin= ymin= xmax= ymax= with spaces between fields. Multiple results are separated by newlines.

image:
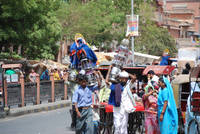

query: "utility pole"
xmin=131 ymin=0 xmax=134 ymax=66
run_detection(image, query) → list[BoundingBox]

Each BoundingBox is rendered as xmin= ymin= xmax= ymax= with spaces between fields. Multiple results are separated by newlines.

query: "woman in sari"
xmin=158 ymin=76 xmax=178 ymax=134
xmin=143 ymin=84 xmax=160 ymax=134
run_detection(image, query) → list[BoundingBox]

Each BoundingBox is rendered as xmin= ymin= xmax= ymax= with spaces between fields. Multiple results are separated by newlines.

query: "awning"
xmin=143 ymin=65 xmax=175 ymax=75
xmin=2 ymin=64 xmax=22 ymax=69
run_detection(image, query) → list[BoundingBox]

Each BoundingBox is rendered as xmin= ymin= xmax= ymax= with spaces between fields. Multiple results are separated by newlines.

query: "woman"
xmin=143 ymin=84 xmax=160 ymax=134
xmin=158 ymin=77 xmax=178 ymax=134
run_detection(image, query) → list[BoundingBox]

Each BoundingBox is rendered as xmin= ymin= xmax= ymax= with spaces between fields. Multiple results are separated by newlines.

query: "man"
xmin=147 ymin=70 xmax=159 ymax=88
xmin=72 ymin=74 xmax=93 ymax=134
xmin=106 ymin=67 xmax=137 ymax=134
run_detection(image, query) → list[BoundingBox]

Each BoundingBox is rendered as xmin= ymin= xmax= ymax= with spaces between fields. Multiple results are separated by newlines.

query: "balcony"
xmin=164 ymin=9 xmax=194 ymax=14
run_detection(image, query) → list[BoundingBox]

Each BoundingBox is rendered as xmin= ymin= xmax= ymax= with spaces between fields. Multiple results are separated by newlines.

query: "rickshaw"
xmin=172 ymin=67 xmax=200 ymax=134
xmin=186 ymin=67 xmax=200 ymax=134
xmin=172 ymin=74 xmax=190 ymax=133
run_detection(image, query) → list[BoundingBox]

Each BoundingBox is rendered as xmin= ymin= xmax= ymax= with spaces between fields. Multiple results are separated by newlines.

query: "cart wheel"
xmin=187 ymin=118 xmax=200 ymax=134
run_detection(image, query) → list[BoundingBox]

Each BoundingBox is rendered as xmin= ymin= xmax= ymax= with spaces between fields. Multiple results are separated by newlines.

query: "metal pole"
xmin=131 ymin=0 xmax=134 ymax=66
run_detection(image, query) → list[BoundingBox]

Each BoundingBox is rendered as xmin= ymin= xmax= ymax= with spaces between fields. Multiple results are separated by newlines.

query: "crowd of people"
xmin=65 ymin=33 xmax=179 ymax=134
xmin=69 ymin=67 xmax=179 ymax=134
xmin=27 ymin=68 xmax=68 ymax=82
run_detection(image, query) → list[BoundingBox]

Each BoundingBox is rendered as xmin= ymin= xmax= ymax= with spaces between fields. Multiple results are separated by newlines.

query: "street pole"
xmin=131 ymin=0 xmax=134 ymax=66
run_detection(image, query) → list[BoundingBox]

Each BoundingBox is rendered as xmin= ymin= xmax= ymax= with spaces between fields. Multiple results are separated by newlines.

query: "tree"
xmin=56 ymin=0 xmax=125 ymax=46
xmin=135 ymin=2 xmax=177 ymax=56
xmin=57 ymin=0 xmax=176 ymax=56
xmin=0 ymin=0 xmax=62 ymax=60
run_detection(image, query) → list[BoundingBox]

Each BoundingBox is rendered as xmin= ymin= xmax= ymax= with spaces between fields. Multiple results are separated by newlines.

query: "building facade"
xmin=156 ymin=0 xmax=200 ymax=47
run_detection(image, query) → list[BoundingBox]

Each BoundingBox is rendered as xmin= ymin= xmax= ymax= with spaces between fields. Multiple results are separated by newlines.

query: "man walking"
xmin=72 ymin=74 xmax=93 ymax=134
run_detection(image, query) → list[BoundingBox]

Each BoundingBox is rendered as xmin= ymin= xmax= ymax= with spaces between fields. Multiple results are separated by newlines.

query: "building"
xmin=156 ymin=0 xmax=200 ymax=47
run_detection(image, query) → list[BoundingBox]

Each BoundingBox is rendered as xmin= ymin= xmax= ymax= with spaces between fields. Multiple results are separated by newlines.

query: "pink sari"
xmin=143 ymin=94 xmax=160 ymax=134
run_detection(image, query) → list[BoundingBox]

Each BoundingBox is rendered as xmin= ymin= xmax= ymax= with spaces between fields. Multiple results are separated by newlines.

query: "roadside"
xmin=0 ymin=100 xmax=71 ymax=118
xmin=0 ymin=107 xmax=75 ymax=134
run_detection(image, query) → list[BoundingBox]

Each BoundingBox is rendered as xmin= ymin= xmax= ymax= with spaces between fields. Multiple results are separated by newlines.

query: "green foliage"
xmin=0 ymin=52 xmax=22 ymax=60
xmin=57 ymin=0 xmax=125 ymax=46
xmin=135 ymin=3 xmax=177 ymax=56
xmin=58 ymin=0 xmax=176 ymax=56
xmin=0 ymin=0 xmax=177 ymax=60
xmin=0 ymin=0 xmax=62 ymax=59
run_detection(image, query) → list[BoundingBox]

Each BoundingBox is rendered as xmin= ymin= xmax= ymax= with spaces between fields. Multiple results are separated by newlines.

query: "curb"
xmin=8 ymin=100 xmax=71 ymax=117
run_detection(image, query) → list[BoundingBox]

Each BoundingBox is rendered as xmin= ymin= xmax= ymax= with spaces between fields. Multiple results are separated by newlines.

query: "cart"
xmin=98 ymin=102 xmax=145 ymax=134
xmin=186 ymin=67 xmax=200 ymax=134
xmin=171 ymin=74 xmax=190 ymax=133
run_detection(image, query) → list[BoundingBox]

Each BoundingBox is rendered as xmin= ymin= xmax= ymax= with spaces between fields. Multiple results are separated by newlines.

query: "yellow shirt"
xmin=53 ymin=72 xmax=61 ymax=80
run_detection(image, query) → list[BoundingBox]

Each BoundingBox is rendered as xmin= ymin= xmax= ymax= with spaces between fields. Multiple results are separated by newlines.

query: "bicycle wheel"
xmin=187 ymin=118 xmax=200 ymax=134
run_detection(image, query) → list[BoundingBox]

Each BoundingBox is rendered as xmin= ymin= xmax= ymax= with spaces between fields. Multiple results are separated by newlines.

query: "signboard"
xmin=5 ymin=74 xmax=11 ymax=83
xmin=11 ymin=74 xmax=18 ymax=82
xmin=126 ymin=15 xmax=139 ymax=37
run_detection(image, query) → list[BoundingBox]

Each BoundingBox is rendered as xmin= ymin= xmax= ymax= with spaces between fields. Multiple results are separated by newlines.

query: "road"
xmin=0 ymin=107 xmax=75 ymax=134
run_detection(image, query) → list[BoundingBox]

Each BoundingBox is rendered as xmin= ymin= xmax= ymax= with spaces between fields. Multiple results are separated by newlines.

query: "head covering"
xmin=163 ymin=76 xmax=178 ymax=128
xmin=79 ymin=70 xmax=86 ymax=75
xmin=144 ymin=84 xmax=154 ymax=94
xmin=119 ymin=71 xmax=129 ymax=78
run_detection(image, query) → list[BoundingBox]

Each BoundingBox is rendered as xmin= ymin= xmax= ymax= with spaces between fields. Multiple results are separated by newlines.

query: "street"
xmin=0 ymin=107 xmax=75 ymax=134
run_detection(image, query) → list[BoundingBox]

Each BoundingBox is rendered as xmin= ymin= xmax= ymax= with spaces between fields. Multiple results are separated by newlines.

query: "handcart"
xmin=98 ymin=102 xmax=145 ymax=134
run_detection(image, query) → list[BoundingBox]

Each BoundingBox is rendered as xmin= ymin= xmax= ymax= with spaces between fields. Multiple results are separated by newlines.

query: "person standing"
xmin=40 ymin=69 xmax=50 ymax=81
xmin=160 ymin=49 xmax=170 ymax=66
xmin=72 ymin=74 xmax=93 ymax=134
xmin=147 ymin=70 xmax=159 ymax=85
xmin=53 ymin=68 xmax=61 ymax=80
xmin=29 ymin=69 xmax=37 ymax=82
xmin=106 ymin=67 xmax=137 ymax=134
xmin=158 ymin=76 xmax=178 ymax=134
xmin=143 ymin=84 xmax=160 ymax=134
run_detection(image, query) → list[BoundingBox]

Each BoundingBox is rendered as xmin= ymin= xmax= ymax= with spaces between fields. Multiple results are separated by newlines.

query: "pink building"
xmin=156 ymin=0 xmax=200 ymax=47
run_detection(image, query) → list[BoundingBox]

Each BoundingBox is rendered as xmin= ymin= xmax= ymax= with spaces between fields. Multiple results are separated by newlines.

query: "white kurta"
xmin=113 ymin=80 xmax=136 ymax=134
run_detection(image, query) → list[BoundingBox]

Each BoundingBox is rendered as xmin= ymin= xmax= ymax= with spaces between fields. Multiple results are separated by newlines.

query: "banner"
xmin=126 ymin=15 xmax=139 ymax=37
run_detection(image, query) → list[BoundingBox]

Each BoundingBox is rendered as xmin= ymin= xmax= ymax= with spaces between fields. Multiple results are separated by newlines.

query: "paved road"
xmin=0 ymin=107 xmax=75 ymax=134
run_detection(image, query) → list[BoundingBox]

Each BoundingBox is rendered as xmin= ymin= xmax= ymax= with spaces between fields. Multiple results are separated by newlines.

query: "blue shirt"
xmin=160 ymin=55 xmax=170 ymax=66
xmin=108 ymin=83 xmax=123 ymax=107
xmin=72 ymin=86 xmax=92 ymax=108
xmin=88 ymin=84 xmax=99 ymax=92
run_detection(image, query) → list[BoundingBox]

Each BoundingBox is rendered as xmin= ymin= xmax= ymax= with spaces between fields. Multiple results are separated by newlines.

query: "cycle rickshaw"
xmin=186 ymin=67 xmax=200 ymax=134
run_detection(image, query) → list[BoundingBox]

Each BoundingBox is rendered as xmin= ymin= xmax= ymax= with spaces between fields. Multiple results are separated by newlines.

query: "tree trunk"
xmin=9 ymin=44 xmax=13 ymax=53
xmin=18 ymin=45 xmax=22 ymax=55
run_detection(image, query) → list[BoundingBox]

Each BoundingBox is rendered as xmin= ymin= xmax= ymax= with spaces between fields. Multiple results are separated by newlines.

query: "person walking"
xmin=157 ymin=76 xmax=178 ymax=134
xmin=72 ymin=74 xmax=93 ymax=134
xmin=106 ymin=67 xmax=137 ymax=134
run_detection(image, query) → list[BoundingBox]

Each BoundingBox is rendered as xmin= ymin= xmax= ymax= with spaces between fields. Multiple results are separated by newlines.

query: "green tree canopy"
xmin=0 ymin=0 xmax=62 ymax=59
xmin=58 ymin=0 xmax=176 ymax=56
xmin=56 ymin=0 xmax=125 ymax=46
